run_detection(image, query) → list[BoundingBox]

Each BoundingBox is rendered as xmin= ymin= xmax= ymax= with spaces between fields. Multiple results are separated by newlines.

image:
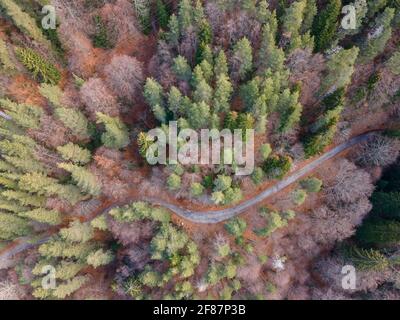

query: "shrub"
xmin=260 ymin=143 xmax=272 ymax=160
xmin=300 ymin=177 xmax=323 ymax=193
xmin=292 ymin=189 xmax=307 ymax=205
xmin=224 ymin=217 xmax=247 ymax=238
xmin=167 ymin=173 xmax=181 ymax=190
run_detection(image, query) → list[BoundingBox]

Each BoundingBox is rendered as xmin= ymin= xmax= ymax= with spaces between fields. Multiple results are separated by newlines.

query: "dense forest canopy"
xmin=0 ymin=0 xmax=399 ymax=300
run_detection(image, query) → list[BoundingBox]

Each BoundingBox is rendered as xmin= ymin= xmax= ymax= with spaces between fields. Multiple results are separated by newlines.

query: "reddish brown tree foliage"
xmin=148 ymin=41 xmax=176 ymax=89
xmin=287 ymin=49 xmax=325 ymax=107
xmin=80 ymin=78 xmax=119 ymax=120
xmin=310 ymin=198 xmax=372 ymax=245
xmin=100 ymin=0 xmax=140 ymax=45
xmin=324 ymin=159 xmax=374 ymax=206
xmin=28 ymin=114 xmax=69 ymax=148
xmin=104 ymin=55 xmax=144 ymax=101
xmin=108 ymin=218 xmax=155 ymax=247
xmin=179 ymin=26 xmax=198 ymax=66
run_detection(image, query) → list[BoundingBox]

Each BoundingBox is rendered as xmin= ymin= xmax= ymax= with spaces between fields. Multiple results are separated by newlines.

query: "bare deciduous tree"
xmin=310 ymin=198 xmax=372 ymax=244
xmin=356 ymin=134 xmax=400 ymax=167
xmin=179 ymin=26 xmax=198 ymax=66
xmin=101 ymin=0 xmax=140 ymax=44
xmin=0 ymin=281 xmax=21 ymax=300
xmin=80 ymin=78 xmax=119 ymax=120
xmin=324 ymin=159 xmax=374 ymax=205
xmin=104 ymin=55 xmax=144 ymax=101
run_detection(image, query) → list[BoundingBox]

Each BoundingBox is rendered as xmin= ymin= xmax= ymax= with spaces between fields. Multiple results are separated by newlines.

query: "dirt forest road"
xmin=0 ymin=132 xmax=373 ymax=261
xmin=144 ymin=132 xmax=373 ymax=223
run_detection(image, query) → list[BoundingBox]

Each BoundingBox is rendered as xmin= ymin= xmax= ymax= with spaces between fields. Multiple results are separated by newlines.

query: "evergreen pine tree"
xmin=156 ymin=0 xmax=170 ymax=30
xmin=357 ymin=219 xmax=400 ymax=246
xmin=54 ymin=107 xmax=90 ymax=140
xmin=311 ymin=0 xmax=342 ymax=52
xmin=86 ymin=248 xmax=114 ymax=268
xmin=19 ymin=208 xmax=62 ymax=226
xmin=347 ymin=246 xmax=389 ymax=271
xmin=57 ymin=143 xmax=91 ymax=165
xmin=58 ymin=163 xmax=101 ymax=196
xmin=52 ymin=276 xmax=89 ymax=299
xmin=213 ymin=75 xmax=233 ymax=113
xmin=214 ymin=50 xmax=228 ymax=78
xmin=178 ymin=0 xmax=193 ymax=33
xmin=60 ymin=220 xmax=94 ymax=243
xmin=96 ymin=113 xmax=130 ymax=149
xmin=0 ymin=212 xmax=31 ymax=240
xmin=359 ymin=7 xmax=395 ymax=63
xmin=321 ymin=47 xmax=359 ymax=95
xmin=231 ymin=37 xmax=253 ymax=81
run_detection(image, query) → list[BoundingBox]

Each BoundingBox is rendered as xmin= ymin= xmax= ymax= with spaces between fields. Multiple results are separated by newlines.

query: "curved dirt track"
xmin=143 ymin=132 xmax=372 ymax=223
xmin=0 ymin=132 xmax=373 ymax=261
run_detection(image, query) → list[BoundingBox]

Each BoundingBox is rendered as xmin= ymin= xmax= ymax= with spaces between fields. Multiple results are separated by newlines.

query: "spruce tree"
xmin=96 ymin=113 xmax=130 ymax=149
xmin=371 ymin=191 xmax=400 ymax=219
xmin=1 ymin=190 xmax=45 ymax=207
xmin=60 ymin=220 xmax=94 ymax=243
xmin=57 ymin=143 xmax=91 ymax=165
xmin=213 ymin=75 xmax=233 ymax=113
xmin=166 ymin=14 xmax=180 ymax=47
xmin=357 ymin=219 xmax=400 ymax=246
xmin=167 ymin=86 xmax=183 ymax=115
xmin=0 ymin=99 xmax=42 ymax=129
xmin=0 ymin=212 xmax=31 ymax=240
xmin=18 ymin=172 xmax=57 ymax=195
xmin=86 ymin=249 xmax=114 ymax=268
xmin=193 ymin=78 xmax=212 ymax=104
xmin=52 ymin=276 xmax=89 ymax=299
xmin=178 ymin=0 xmax=193 ymax=33
xmin=187 ymin=101 xmax=211 ymax=129
xmin=54 ymin=261 xmax=84 ymax=281
xmin=277 ymin=89 xmax=302 ymax=133
xmin=321 ymin=47 xmax=359 ymax=95
xmin=301 ymin=0 xmax=317 ymax=33
xmin=156 ymin=0 xmax=170 ymax=30
xmin=386 ymin=51 xmax=400 ymax=75
xmin=311 ymin=0 xmax=342 ymax=52
xmin=54 ymin=107 xmax=90 ymax=140
xmin=232 ymin=37 xmax=253 ymax=81
xmin=281 ymin=0 xmax=307 ymax=53
xmin=258 ymin=23 xmax=285 ymax=73
xmin=15 ymin=47 xmax=61 ymax=84
xmin=58 ymin=163 xmax=101 ymax=196
xmin=19 ymin=208 xmax=62 ymax=226
xmin=0 ymin=0 xmax=49 ymax=45
xmin=359 ymin=7 xmax=395 ymax=63
xmin=214 ymin=50 xmax=228 ymax=78
xmin=0 ymin=38 xmax=15 ymax=71
xmin=39 ymin=84 xmax=63 ymax=108
xmin=144 ymin=78 xmax=165 ymax=108
xmin=347 ymin=246 xmax=389 ymax=271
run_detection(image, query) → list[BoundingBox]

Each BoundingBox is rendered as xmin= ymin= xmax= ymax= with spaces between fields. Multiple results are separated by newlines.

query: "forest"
xmin=0 ymin=0 xmax=399 ymax=300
